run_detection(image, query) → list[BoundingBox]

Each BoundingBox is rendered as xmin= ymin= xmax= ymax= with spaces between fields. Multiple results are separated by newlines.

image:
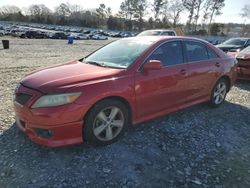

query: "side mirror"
xmin=143 ymin=60 xmax=162 ymax=71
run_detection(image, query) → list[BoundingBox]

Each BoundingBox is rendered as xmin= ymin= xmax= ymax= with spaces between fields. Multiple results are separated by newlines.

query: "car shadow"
xmin=235 ymin=80 xmax=250 ymax=91
xmin=0 ymin=101 xmax=250 ymax=187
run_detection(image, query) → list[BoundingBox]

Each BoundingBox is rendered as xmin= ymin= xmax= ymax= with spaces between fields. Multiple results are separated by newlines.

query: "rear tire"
xmin=84 ymin=99 xmax=129 ymax=146
xmin=209 ymin=78 xmax=228 ymax=107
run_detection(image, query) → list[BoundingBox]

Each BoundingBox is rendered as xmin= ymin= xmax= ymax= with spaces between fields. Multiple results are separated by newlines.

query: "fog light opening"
xmin=35 ymin=128 xmax=53 ymax=138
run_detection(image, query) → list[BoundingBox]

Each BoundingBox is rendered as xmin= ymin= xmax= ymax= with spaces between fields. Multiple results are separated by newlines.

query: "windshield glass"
xmin=223 ymin=38 xmax=247 ymax=45
xmin=241 ymin=46 xmax=250 ymax=53
xmin=84 ymin=38 xmax=155 ymax=69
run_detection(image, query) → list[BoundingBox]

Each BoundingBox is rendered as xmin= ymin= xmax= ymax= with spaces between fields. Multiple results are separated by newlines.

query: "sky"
xmin=0 ymin=0 xmax=249 ymax=24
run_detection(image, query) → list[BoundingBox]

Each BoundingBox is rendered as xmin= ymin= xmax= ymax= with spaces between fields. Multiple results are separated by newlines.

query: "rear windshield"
xmin=223 ymin=38 xmax=247 ymax=45
xmin=241 ymin=46 xmax=250 ymax=53
xmin=138 ymin=30 xmax=175 ymax=36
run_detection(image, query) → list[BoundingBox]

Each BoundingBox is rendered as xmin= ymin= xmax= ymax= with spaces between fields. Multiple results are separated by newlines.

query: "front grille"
xmin=15 ymin=93 xmax=32 ymax=105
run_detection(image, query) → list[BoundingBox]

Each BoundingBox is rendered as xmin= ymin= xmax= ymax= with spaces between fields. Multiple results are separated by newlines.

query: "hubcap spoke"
xmin=215 ymin=95 xmax=220 ymax=104
xmin=219 ymin=85 xmax=226 ymax=93
xmin=111 ymin=120 xmax=123 ymax=127
xmin=94 ymin=123 xmax=107 ymax=136
xmin=105 ymin=126 xmax=113 ymax=140
xmin=214 ymin=91 xmax=220 ymax=97
xmin=97 ymin=111 xmax=108 ymax=122
xmin=109 ymin=107 xmax=119 ymax=120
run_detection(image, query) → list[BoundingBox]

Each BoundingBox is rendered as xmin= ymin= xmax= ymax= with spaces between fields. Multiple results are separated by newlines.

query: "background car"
xmin=137 ymin=29 xmax=177 ymax=36
xmin=14 ymin=36 xmax=237 ymax=147
xmin=234 ymin=46 xmax=250 ymax=80
xmin=70 ymin=33 xmax=90 ymax=40
xmin=0 ymin=29 xmax=5 ymax=36
xmin=216 ymin=38 xmax=250 ymax=52
xmin=48 ymin=32 xmax=68 ymax=39
xmin=92 ymin=34 xmax=108 ymax=40
xmin=20 ymin=30 xmax=47 ymax=39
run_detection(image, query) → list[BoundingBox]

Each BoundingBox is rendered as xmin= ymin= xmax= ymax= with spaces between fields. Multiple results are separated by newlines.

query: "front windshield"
xmin=84 ymin=38 xmax=155 ymax=69
xmin=241 ymin=46 xmax=250 ymax=53
xmin=223 ymin=38 xmax=247 ymax=45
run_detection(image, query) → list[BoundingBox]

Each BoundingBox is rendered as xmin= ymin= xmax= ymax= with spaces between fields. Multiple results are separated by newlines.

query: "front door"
xmin=135 ymin=40 xmax=189 ymax=119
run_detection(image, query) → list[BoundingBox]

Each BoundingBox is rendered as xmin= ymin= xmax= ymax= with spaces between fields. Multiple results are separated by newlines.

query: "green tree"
xmin=240 ymin=4 xmax=250 ymax=21
xmin=182 ymin=0 xmax=198 ymax=31
xmin=132 ymin=0 xmax=148 ymax=31
xmin=210 ymin=23 xmax=220 ymax=35
xmin=119 ymin=0 xmax=134 ymax=30
xmin=208 ymin=0 xmax=225 ymax=26
xmin=152 ymin=0 xmax=166 ymax=25
xmin=168 ymin=0 xmax=183 ymax=27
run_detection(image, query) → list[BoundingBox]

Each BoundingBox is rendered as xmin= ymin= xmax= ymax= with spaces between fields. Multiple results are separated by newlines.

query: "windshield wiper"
xmin=83 ymin=60 xmax=126 ymax=69
xmin=85 ymin=61 xmax=106 ymax=67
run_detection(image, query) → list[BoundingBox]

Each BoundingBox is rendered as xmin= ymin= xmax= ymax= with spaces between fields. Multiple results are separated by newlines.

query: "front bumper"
xmin=237 ymin=60 xmax=250 ymax=81
xmin=13 ymin=84 xmax=87 ymax=147
xmin=15 ymin=117 xmax=83 ymax=147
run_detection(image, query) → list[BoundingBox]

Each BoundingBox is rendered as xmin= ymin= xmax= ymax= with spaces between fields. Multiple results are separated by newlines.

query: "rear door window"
xmin=207 ymin=48 xmax=219 ymax=59
xmin=184 ymin=41 xmax=209 ymax=62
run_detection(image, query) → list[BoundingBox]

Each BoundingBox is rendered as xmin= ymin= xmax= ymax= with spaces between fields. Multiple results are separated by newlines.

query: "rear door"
xmin=183 ymin=40 xmax=221 ymax=102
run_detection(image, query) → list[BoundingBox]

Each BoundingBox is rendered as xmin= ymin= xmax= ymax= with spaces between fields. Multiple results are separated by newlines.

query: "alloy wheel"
xmin=93 ymin=106 xmax=125 ymax=141
xmin=213 ymin=82 xmax=227 ymax=105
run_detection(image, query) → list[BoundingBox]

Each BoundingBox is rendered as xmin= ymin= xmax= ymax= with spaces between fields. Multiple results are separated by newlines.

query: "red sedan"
xmin=14 ymin=36 xmax=237 ymax=147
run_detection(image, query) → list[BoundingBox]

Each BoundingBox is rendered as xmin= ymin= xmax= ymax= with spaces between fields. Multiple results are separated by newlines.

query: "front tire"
xmin=209 ymin=78 xmax=228 ymax=107
xmin=84 ymin=99 xmax=129 ymax=146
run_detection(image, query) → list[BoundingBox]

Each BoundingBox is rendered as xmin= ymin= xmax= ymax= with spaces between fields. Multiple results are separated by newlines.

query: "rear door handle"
xmin=180 ymin=69 xmax=186 ymax=75
xmin=215 ymin=62 xmax=220 ymax=67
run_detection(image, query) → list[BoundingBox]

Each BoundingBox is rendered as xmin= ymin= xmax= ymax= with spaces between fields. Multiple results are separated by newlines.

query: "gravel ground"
xmin=0 ymin=37 xmax=250 ymax=188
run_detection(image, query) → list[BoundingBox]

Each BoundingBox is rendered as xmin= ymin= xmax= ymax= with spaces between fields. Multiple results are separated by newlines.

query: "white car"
xmin=0 ymin=30 xmax=5 ymax=36
xmin=71 ymin=33 xmax=90 ymax=40
xmin=92 ymin=34 xmax=108 ymax=40
xmin=137 ymin=29 xmax=177 ymax=36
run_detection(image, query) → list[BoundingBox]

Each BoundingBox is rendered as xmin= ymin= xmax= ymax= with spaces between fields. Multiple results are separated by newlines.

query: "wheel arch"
xmin=218 ymin=75 xmax=231 ymax=92
xmin=84 ymin=96 xmax=133 ymax=125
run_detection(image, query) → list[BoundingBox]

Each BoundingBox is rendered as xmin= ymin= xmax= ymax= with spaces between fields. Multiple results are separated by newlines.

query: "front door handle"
xmin=180 ymin=69 xmax=186 ymax=75
xmin=215 ymin=62 xmax=220 ymax=67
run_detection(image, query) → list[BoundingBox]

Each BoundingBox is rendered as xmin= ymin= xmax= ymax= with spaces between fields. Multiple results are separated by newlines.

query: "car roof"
xmin=228 ymin=37 xmax=250 ymax=40
xmin=129 ymin=36 xmax=208 ymax=43
xmin=142 ymin=29 xmax=175 ymax=32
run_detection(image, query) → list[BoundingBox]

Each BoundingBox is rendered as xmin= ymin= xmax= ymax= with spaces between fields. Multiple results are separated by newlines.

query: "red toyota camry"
xmin=14 ymin=36 xmax=237 ymax=147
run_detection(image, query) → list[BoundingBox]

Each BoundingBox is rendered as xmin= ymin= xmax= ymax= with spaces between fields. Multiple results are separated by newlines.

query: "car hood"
xmin=216 ymin=44 xmax=243 ymax=49
xmin=21 ymin=60 xmax=122 ymax=93
xmin=236 ymin=52 xmax=250 ymax=60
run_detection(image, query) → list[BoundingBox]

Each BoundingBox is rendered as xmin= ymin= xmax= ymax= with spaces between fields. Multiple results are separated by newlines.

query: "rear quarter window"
xmin=207 ymin=47 xmax=219 ymax=59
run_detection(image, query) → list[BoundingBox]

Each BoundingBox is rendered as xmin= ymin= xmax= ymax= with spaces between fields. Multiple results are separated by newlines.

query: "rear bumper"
xmin=15 ymin=117 xmax=83 ymax=147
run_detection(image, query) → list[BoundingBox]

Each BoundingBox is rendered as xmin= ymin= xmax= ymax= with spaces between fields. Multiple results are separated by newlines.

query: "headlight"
xmin=236 ymin=48 xmax=241 ymax=52
xmin=32 ymin=92 xmax=81 ymax=108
